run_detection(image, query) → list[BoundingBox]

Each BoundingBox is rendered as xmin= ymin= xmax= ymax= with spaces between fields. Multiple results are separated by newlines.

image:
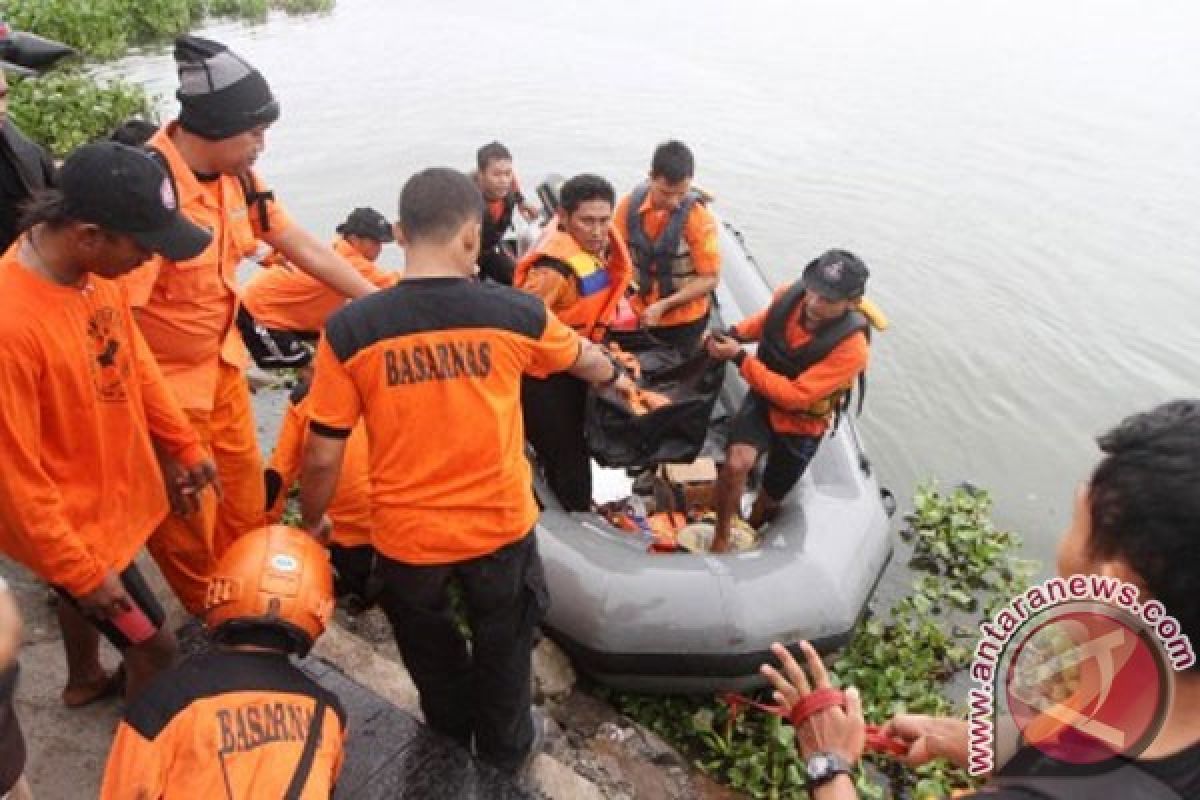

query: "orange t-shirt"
xmin=100 ymin=650 xmax=345 ymax=800
xmin=243 ymin=237 xmax=398 ymax=333
xmin=267 ymin=386 xmax=372 ymax=547
xmin=613 ymin=191 xmax=721 ymax=327
xmin=307 ymin=277 xmax=581 ymax=565
xmin=732 ymin=289 xmax=869 ymax=436
xmin=0 ymin=244 xmax=204 ymax=596
xmin=122 ymin=123 xmax=294 ymax=412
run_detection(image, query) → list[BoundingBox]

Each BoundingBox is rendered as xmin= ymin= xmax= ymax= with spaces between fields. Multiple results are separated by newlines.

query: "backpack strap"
xmin=238 ymin=171 xmax=276 ymax=233
xmin=283 ymin=696 xmax=327 ymax=800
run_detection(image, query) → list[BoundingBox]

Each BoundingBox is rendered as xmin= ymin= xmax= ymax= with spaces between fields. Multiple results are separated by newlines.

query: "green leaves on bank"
xmin=9 ymin=70 xmax=153 ymax=158
xmin=606 ymin=483 xmax=1038 ymax=798
xmin=2 ymin=0 xmax=336 ymax=157
xmin=1 ymin=0 xmax=335 ymax=60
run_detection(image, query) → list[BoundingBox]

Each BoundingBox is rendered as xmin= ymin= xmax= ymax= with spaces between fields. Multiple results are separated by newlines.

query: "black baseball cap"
xmin=58 ymin=142 xmax=211 ymax=261
xmin=801 ymin=249 xmax=870 ymax=301
xmin=335 ymin=207 xmax=395 ymax=243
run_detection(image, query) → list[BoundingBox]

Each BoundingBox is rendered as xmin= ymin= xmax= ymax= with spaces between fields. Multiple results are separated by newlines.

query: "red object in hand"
xmin=721 ymin=688 xmax=911 ymax=757
xmin=864 ymin=725 xmax=910 ymax=756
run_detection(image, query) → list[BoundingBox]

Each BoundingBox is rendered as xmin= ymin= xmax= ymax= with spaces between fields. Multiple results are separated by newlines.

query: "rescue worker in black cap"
xmin=705 ymin=250 xmax=876 ymax=553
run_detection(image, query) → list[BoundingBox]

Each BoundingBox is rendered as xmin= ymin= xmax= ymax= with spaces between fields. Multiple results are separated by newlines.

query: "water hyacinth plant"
xmin=607 ymin=483 xmax=1038 ymax=799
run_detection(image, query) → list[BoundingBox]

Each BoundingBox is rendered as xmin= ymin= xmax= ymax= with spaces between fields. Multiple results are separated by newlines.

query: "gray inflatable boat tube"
xmin=532 ymin=216 xmax=894 ymax=693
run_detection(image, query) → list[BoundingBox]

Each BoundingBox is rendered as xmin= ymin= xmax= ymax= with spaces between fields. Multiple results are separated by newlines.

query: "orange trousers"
xmin=147 ymin=363 xmax=265 ymax=615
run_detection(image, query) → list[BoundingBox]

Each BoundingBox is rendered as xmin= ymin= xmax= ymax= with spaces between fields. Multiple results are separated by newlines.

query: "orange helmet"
xmin=204 ymin=525 xmax=334 ymax=656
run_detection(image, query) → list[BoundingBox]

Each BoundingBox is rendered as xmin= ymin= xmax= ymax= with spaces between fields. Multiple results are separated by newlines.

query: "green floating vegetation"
xmin=9 ymin=69 xmax=154 ymax=158
xmin=1 ymin=0 xmax=333 ymax=62
xmin=3 ymin=0 xmax=334 ymax=156
xmin=605 ymin=483 xmax=1038 ymax=799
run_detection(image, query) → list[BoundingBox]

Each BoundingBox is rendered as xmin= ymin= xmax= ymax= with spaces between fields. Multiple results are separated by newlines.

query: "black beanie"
xmin=174 ymin=35 xmax=280 ymax=140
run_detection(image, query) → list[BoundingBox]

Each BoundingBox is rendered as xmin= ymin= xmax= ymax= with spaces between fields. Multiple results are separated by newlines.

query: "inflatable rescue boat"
xmin=529 ymin=210 xmax=895 ymax=693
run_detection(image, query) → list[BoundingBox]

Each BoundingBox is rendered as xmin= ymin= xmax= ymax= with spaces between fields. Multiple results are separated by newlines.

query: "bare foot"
xmin=62 ymin=664 xmax=124 ymax=708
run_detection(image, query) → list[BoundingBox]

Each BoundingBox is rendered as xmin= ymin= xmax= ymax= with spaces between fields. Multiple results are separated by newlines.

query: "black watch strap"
xmin=805 ymin=751 xmax=852 ymax=789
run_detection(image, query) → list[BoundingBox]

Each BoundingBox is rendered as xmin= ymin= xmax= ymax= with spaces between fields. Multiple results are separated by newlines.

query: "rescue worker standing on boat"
xmin=614 ymin=140 xmax=721 ymax=353
xmin=474 ymin=141 xmax=539 ymax=285
xmin=122 ymin=36 xmax=380 ymax=616
xmin=705 ymin=250 xmax=872 ymax=554
xmin=299 ymin=167 xmax=634 ymax=774
xmin=515 ymin=173 xmax=634 ymax=511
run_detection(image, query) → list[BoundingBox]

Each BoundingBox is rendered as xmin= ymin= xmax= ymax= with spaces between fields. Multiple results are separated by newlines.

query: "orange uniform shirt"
xmin=243 ymin=237 xmax=398 ymax=333
xmin=0 ymin=245 xmax=204 ymax=596
xmin=122 ymin=123 xmax=294 ymax=412
xmin=100 ymin=650 xmax=345 ymax=800
xmin=613 ymin=192 xmax=721 ymax=327
xmin=732 ymin=290 xmax=870 ymax=437
xmin=267 ymin=387 xmax=372 ymax=547
xmin=307 ymin=278 xmax=581 ymax=565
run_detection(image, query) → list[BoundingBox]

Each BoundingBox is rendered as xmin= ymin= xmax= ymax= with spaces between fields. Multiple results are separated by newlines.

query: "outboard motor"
xmin=535 ymin=173 xmax=565 ymax=217
xmin=0 ymin=21 xmax=76 ymax=75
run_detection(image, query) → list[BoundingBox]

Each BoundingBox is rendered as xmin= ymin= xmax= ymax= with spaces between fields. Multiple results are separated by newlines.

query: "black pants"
xmin=376 ymin=533 xmax=548 ymax=773
xmin=522 ymin=372 xmax=591 ymax=510
xmin=729 ymin=393 xmax=823 ymax=500
xmin=330 ymin=544 xmax=375 ymax=603
xmin=235 ymin=306 xmax=315 ymax=369
xmin=0 ymin=664 xmax=24 ymax=795
xmin=477 ymin=247 xmax=516 ymax=286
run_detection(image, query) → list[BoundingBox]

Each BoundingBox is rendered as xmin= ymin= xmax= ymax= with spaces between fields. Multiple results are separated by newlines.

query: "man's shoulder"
xmin=324 ymin=279 xmax=550 ymax=362
xmin=122 ymin=651 xmax=345 ymax=739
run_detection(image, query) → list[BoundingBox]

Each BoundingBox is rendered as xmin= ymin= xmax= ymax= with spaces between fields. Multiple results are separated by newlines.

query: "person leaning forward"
xmin=298 ymin=167 xmax=635 ymax=774
xmin=239 ymin=206 xmax=398 ymax=369
xmin=0 ymin=142 xmax=217 ymax=705
xmin=515 ymin=173 xmax=633 ymax=511
xmin=706 ymin=250 xmax=873 ymax=553
xmin=614 ymin=139 xmax=721 ymax=354
xmin=121 ymin=36 xmax=380 ymax=616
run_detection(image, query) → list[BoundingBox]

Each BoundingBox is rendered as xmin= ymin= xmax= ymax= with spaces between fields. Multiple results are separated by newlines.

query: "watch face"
xmin=807 ymin=753 xmax=831 ymax=780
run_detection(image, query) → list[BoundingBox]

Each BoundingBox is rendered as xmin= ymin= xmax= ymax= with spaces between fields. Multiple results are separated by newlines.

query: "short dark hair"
xmin=398 ymin=167 xmax=483 ymax=245
xmin=1088 ymin=399 xmax=1200 ymax=669
xmin=109 ymin=118 xmax=158 ymax=148
xmin=477 ymin=141 xmax=513 ymax=171
xmin=559 ymin=174 xmax=615 ymax=214
xmin=650 ymin=140 xmax=695 ymax=183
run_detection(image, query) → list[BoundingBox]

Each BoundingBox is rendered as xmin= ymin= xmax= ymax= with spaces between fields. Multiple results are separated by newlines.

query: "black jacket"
xmin=0 ymin=121 xmax=55 ymax=251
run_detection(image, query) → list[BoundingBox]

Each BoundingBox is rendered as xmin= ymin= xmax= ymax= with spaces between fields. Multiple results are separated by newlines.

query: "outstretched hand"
xmin=760 ymin=640 xmax=866 ymax=764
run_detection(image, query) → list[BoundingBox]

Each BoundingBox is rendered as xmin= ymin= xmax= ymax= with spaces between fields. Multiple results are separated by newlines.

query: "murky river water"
xmin=109 ymin=0 xmax=1200 ymax=568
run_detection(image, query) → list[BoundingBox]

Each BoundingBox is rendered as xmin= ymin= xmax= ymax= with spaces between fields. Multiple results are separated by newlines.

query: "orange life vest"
xmin=514 ymin=227 xmax=632 ymax=342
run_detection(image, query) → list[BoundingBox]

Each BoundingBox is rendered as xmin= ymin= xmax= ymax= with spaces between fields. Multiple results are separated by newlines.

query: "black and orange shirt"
xmin=307 ymin=277 xmax=582 ymax=565
xmin=0 ymin=244 xmax=204 ymax=597
xmin=100 ymin=650 xmax=346 ymax=800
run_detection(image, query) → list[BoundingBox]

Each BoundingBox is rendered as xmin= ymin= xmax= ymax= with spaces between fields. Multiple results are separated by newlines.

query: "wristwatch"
xmin=805 ymin=751 xmax=851 ymax=789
